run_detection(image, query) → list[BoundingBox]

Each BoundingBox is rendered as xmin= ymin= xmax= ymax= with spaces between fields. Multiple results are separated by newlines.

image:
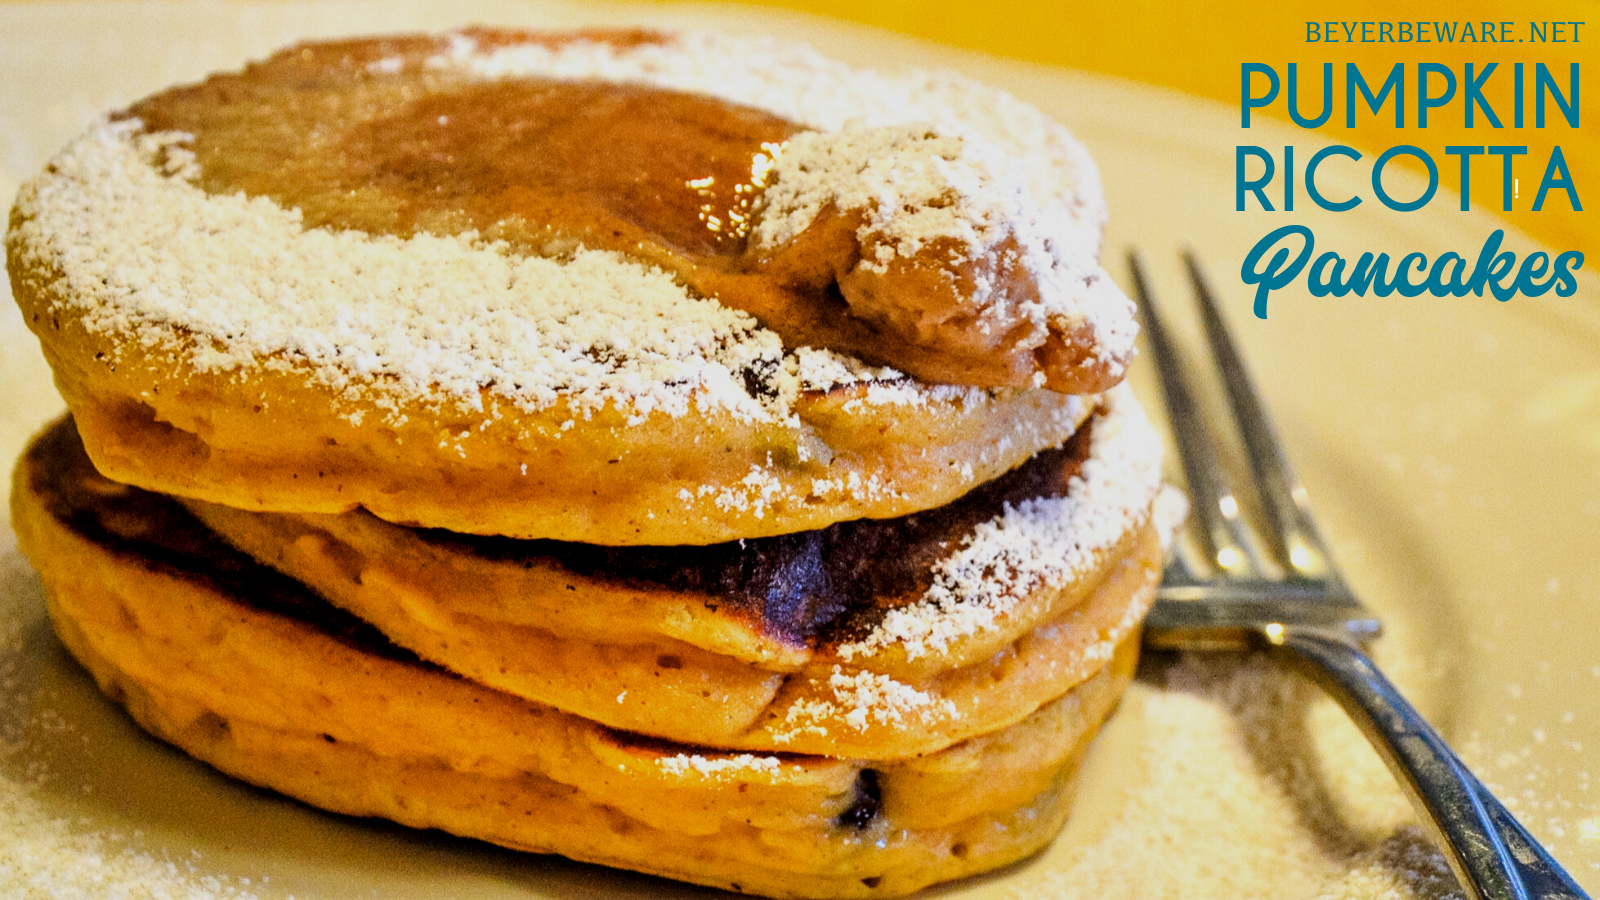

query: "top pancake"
xmin=7 ymin=29 xmax=1135 ymax=544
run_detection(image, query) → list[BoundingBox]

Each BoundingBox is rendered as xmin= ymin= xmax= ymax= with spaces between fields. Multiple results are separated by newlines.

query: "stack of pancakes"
xmin=6 ymin=30 xmax=1168 ymax=898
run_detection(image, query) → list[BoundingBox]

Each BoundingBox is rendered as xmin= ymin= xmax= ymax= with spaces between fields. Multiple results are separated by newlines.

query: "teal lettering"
xmin=1372 ymin=145 xmax=1439 ymax=211
xmin=1241 ymin=226 xmax=1580 ymax=308
xmin=1343 ymin=253 xmax=1384 ymax=295
xmin=1242 ymin=64 xmax=1279 ymax=127
xmin=1534 ymin=146 xmax=1582 ymax=211
xmin=1418 ymin=63 xmax=1456 ymax=127
xmin=1464 ymin=230 xmax=1508 ymax=296
xmin=1288 ymin=63 xmax=1334 ymax=127
xmin=1306 ymin=145 xmax=1363 ymax=211
xmin=1426 ymin=252 xmax=1471 ymax=296
xmin=1552 ymin=252 xmax=1584 ymax=297
xmin=1368 ymin=254 xmax=1402 ymax=296
xmin=1487 ymin=146 xmax=1527 ymax=210
xmin=1285 ymin=145 xmax=1296 ymax=210
xmin=1348 ymin=63 xmax=1405 ymax=127
xmin=1515 ymin=63 xmax=1525 ymax=127
xmin=1307 ymin=252 xmax=1343 ymax=295
xmin=1392 ymin=253 xmax=1429 ymax=296
xmin=1463 ymin=64 xmax=1502 ymax=127
xmin=1237 ymin=146 xmax=1276 ymax=210
xmin=1514 ymin=253 xmax=1553 ymax=297
xmin=1308 ymin=251 xmax=1385 ymax=296
xmin=1536 ymin=63 xmax=1580 ymax=127
xmin=1446 ymin=146 xmax=1485 ymax=210
xmin=1486 ymin=253 xmax=1519 ymax=300
xmin=1240 ymin=225 xmax=1314 ymax=318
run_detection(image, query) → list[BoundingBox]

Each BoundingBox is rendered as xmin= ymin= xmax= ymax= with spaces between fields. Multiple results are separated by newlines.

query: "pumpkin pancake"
xmin=5 ymin=29 xmax=1173 ymax=897
xmin=180 ymin=384 xmax=1162 ymax=756
xmin=11 ymin=412 xmax=1138 ymax=900
xmin=6 ymin=29 xmax=1133 ymax=545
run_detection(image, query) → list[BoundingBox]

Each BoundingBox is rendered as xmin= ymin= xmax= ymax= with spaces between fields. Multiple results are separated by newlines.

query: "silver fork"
xmin=1131 ymin=250 xmax=1592 ymax=900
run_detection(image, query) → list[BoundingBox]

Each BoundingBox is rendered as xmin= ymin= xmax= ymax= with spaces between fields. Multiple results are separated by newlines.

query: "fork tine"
xmin=1182 ymin=252 xmax=1339 ymax=582
xmin=1139 ymin=252 xmax=1585 ymax=900
xmin=1128 ymin=250 xmax=1267 ymax=578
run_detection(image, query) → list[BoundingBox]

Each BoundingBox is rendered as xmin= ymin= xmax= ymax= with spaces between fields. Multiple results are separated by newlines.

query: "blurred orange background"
xmin=722 ymin=0 xmax=1594 ymax=255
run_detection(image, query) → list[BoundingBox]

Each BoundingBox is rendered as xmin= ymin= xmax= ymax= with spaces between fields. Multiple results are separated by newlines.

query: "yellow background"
xmin=716 ymin=0 xmax=1594 ymax=254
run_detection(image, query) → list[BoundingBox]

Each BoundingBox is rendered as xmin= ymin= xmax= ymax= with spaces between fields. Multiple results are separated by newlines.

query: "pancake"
xmin=179 ymin=384 xmax=1164 ymax=755
xmin=6 ymin=28 xmax=1132 ymax=545
xmin=11 ymin=411 xmax=1138 ymax=899
xmin=5 ymin=29 xmax=1174 ymax=897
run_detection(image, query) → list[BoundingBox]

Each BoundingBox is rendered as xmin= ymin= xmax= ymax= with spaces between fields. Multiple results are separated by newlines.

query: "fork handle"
xmin=1264 ymin=627 xmax=1592 ymax=900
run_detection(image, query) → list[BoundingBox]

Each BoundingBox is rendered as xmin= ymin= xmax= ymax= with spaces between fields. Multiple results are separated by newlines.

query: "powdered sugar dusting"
xmin=755 ymin=124 xmax=1133 ymax=365
xmin=757 ymin=125 xmax=1057 ymax=263
xmin=438 ymin=32 xmax=1106 ymax=252
xmin=439 ymin=31 xmax=1133 ymax=373
xmin=839 ymin=382 xmax=1163 ymax=661
xmin=793 ymin=346 xmax=904 ymax=393
xmin=774 ymin=666 xmax=961 ymax=741
xmin=12 ymin=122 xmax=801 ymax=423
xmin=657 ymin=753 xmax=786 ymax=778
xmin=1152 ymin=483 xmax=1190 ymax=551
xmin=6 ymin=28 xmax=1122 ymax=428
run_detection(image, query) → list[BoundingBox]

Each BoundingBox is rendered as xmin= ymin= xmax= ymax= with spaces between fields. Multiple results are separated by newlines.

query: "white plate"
xmin=2 ymin=3 xmax=1597 ymax=897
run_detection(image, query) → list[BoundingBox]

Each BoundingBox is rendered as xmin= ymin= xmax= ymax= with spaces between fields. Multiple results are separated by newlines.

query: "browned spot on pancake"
xmin=117 ymin=30 xmax=1113 ymax=387
xmin=29 ymin=410 xmax=1096 ymax=656
xmin=125 ymin=32 xmax=798 ymax=263
xmin=24 ymin=418 xmax=420 ymax=665
xmin=412 ymin=418 xmax=1097 ymax=647
xmin=339 ymin=80 xmax=798 ymax=258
